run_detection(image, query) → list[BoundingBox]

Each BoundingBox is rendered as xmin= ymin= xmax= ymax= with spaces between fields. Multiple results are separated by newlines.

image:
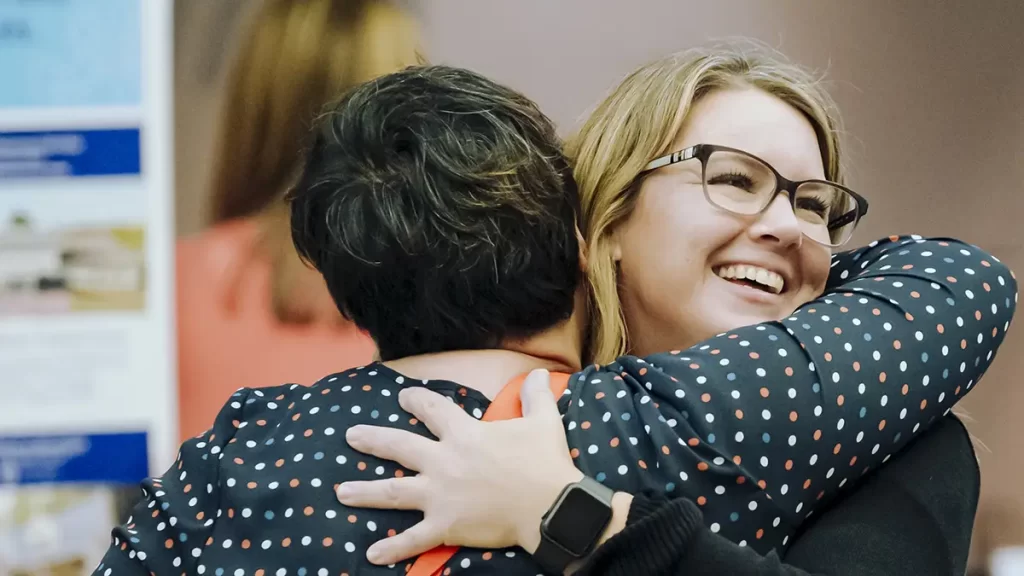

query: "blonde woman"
xmin=176 ymin=0 xmax=419 ymax=439
xmin=337 ymin=47 xmax=1012 ymax=575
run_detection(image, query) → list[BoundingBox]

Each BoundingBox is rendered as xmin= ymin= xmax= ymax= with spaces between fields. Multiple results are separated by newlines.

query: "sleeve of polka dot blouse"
xmin=565 ymin=235 xmax=1016 ymax=553
xmin=92 ymin=388 xmax=254 ymax=575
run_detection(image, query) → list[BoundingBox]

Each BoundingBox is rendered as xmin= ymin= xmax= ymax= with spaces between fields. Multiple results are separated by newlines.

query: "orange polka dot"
xmin=688 ymin=437 xmax=700 ymax=447
xmin=290 ymin=479 xmax=300 ymax=488
xmin=817 ymin=490 xmax=826 ymax=501
xmin=247 ymin=481 xmax=257 ymax=489
xmin=276 ymin=459 xmax=285 ymax=468
xmin=304 ymin=429 xmax=313 ymax=438
xmin=395 ymin=469 xmax=405 ymax=478
xmin=282 ymin=537 xmax=291 ymax=547
xmin=760 ymin=387 xmax=770 ymax=398
xmin=920 ymin=399 xmax=928 ymax=410
xmin=710 ymin=349 xmax=720 ymax=355
xmin=444 ymin=569 xmax=451 ymax=576
xmin=697 ymin=496 xmax=707 ymax=506
xmin=879 ymin=372 xmax=887 ymax=383
xmin=946 ymin=276 xmax=957 ymax=283
xmin=151 ymin=510 xmax=159 ymax=518
xmin=689 ymin=363 xmax=700 ymax=369
xmin=872 ymin=308 xmax=881 ymax=316
xmin=853 ymin=361 xmax=861 ymax=372
xmin=304 ymin=506 xmax=314 ymax=516
xmin=910 ymin=291 xmax=920 ymax=298
xmin=834 ymin=327 xmax=843 ymax=335
xmin=993 ymin=327 xmax=999 ymax=337
xmin=595 ymin=392 xmax=605 ymax=400
xmin=241 ymin=540 xmax=250 ymax=550
xmin=362 ymin=385 xmax=372 ymax=392
xmin=789 ymin=411 xmax=799 ymax=422
xmin=757 ymin=479 xmax=767 ymax=490
xmin=639 ymin=367 xmax=648 ymax=375
xmin=697 ymin=462 xmax=709 ymax=471
xmin=256 ymin=419 xmax=267 ymax=427
xmin=206 ymin=536 xmax=213 ymax=545
xmin=256 ymin=571 xmax=265 ymax=576
xmin=983 ymin=282 xmax=991 ymax=292
xmin=233 ymin=457 xmax=244 ymax=465
xmin=165 ymin=539 xmax=174 ymax=549
xmin=610 ymin=437 xmax=620 ymax=447
xmin=893 ymin=340 xmax=901 ymax=350
xmin=982 ymin=260 xmax=991 ymax=267
xmin=878 ymin=420 xmax=887 ymax=431
xmin=836 ymin=395 xmax=845 ymax=406
xmin=638 ymin=460 xmax=648 ymax=470
xmin=785 ymin=460 xmax=793 ymax=471
xmin=733 ymin=455 xmax=742 ymax=465
xmin=323 ymin=537 xmax=333 ymax=547
xmin=803 ymin=479 xmax=812 ymax=489
xmin=483 ymin=552 xmax=493 ymax=560
xmin=662 ymin=445 xmax=671 ymax=455
xmin=228 ymin=509 xmax=235 ymax=518
xmin=357 ymin=462 xmax=367 ymax=471
xmin=321 ymin=388 xmax=331 ymax=395
xmin=824 ymin=352 xmax=833 ymax=362
xmin=833 ymin=443 xmax=842 ymax=455
xmin=348 ymin=514 xmax=357 ymax=523
xmin=850 ymin=456 xmax=858 ymax=466
xmin=756 ymin=529 xmax=764 ymax=540
xmin=749 ymin=351 xmax=760 ymax=359
xmin=410 ymin=418 xmax=419 ymax=426
xmin=813 ymin=430 xmax=822 ymax=441
xmin=735 ymin=409 xmax=744 ymax=419
xmin=840 ymin=306 xmax=849 ymax=313
xmin=291 ymin=414 xmax=301 ymax=422
xmin=961 ymin=339 xmax=968 ymax=350
xmin=183 ymin=484 xmax=192 ymax=493
xmin=232 ymin=420 xmax=240 ymax=428
xmin=581 ymin=421 xmax=591 ymax=430
xmin=388 ymin=529 xmax=397 ymax=537
xmin=976 ymin=310 xmax=983 ymax=321
xmin=900 ymin=384 xmax=909 ymax=395
xmin=701 ymin=393 xmax=711 ymax=403
xmin=955 ymin=386 xmax=962 ymax=395
xmin=570 ymin=448 xmax=580 ymax=458
xmin=785 ymin=366 xmax=794 ymax=376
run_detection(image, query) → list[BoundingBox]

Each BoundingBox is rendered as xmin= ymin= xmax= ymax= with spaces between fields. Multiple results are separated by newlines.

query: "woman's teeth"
xmin=715 ymin=264 xmax=785 ymax=294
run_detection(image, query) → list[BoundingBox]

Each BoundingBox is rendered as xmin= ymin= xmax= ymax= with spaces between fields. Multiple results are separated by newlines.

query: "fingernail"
xmin=366 ymin=544 xmax=385 ymax=564
xmin=335 ymin=483 xmax=351 ymax=500
xmin=346 ymin=427 xmax=363 ymax=444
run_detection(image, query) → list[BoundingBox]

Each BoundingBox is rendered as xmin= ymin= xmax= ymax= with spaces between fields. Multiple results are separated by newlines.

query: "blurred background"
xmin=0 ymin=0 xmax=1022 ymax=574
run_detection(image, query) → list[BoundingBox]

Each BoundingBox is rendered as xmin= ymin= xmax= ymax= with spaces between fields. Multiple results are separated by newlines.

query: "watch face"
xmin=543 ymin=485 xmax=612 ymax=556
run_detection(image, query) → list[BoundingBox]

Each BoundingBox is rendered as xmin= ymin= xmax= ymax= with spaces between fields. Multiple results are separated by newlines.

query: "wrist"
xmin=518 ymin=467 xmax=585 ymax=554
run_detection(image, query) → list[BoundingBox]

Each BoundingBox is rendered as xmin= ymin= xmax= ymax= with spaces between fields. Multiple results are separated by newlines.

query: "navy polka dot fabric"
xmin=94 ymin=235 xmax=1017 ymax=575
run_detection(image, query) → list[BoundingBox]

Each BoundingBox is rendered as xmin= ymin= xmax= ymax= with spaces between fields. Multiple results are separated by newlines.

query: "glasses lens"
xmin=702 ymin=149 xmax=777 ymax=215
xmin=794 ymin=182 xmax=860 ymax=246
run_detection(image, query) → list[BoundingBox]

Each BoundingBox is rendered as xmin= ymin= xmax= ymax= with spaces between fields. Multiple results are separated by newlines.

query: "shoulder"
xmin=176 ymin=218 xmax=261 ymax=287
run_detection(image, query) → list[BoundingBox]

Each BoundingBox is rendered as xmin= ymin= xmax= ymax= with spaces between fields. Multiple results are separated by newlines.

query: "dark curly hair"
xmin=289 ymin=65 xmax=581 ymax=360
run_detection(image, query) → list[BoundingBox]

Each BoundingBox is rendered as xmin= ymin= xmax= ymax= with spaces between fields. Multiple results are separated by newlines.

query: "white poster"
xmin=0 ymin=1 xmax=175 ymax=573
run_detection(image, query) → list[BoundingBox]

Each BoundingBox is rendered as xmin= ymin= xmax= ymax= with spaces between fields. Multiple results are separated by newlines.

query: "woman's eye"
xmin=708 ymin=172 xmax=756 ymax=190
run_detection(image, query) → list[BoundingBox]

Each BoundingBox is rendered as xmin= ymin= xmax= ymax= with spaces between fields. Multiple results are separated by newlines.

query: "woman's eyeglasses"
xmin=641 ymin=144 xmax=869 ymax=247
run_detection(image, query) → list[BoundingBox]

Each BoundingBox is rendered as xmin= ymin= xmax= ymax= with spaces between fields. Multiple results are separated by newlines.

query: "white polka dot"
xmin=760 ymin=456 xmax=769 ymax=467
xmin=351 ymin=406 xmax=362 ymax=414
xmin=735 ymin=431 xmax=744 ymax=442
xmin=696 ymin=375 xmax=707 ymax=384
xmin=780 ymin=484 xmax=788 ymax=495
xmin=461 ymin=558 xmax=471 ymax=569
xmin=713 ymin=457 xmax=725 ymax=466
xmin=589 ymin=444 xmax=599 ymax=454
xmin=326 ymin=510 xmax=337 ymax=519
xmin=188 ymin=497 xmax=198 ymax=507
xmin=325 ymin=427 xmax=335 ymax=436
xmin=472 ymin=408 xmax=484 ymax=419
xmin=367 ymin=520 xmax=377 ymax=531
xmin=881 ymin=395 xmax=888 ymax=407
xmin=858 ymin=383 xmax=866 ymax=394
xmin=814 ymin=405 xmax=823 ymax=417
xmin=276 ymin=570 xmax=287 ymax=576
xmin=778 ymin=349 xmax=788 ymax=357
xmin=856 ymin=431 xmax=864 ymax=442
xmin=788 ymin=388 xmax=797 ymax=399
xmin=837 ymin=419 xmax=845 ymax=431
xmin=294 ymin=453 xmax=304 ymax=462
xmin=809 ymin=454 xmax=818 ymax=465
xmin=731 ymin=390 xmax=741 ymax=399
xmin=762 ymin=409 xmax=771 ymax=420
xmin=311 ymin=478 xmax=322 ymax=487
xmin=748 ymin=501 xmax=758 ymax=511
xmin=235 ymin=569 xmax=244 ymax=576
xmin=705 ymin=413 xmax=715 ymax=423
xmin=900 ymin=408 xmax=908 ymax=419
xmin=335 ymin=455 xmax=347 ymax=465
xmin=710 ymin=523 xmax=721 ymax=533
xmin=679 ymin=471 xmax=689 ymax=481
xmin=226 ymin=478 xmax=236 ymax=487
xmin=319 ymin=569 xmax=329 ymax=576
xmin=302 ymin=536 xmax=312 ymax=546
xmin=756 ymin=368 xmax=767 ymax=377
xmin=222 ymin=539 xmax=233 ymax=548
xmin=242 ymin=508 xmax=252 ymax=518
xmin=375 ymin=466 xmax=385 ymax=475
xmin=715 ymin=485 xmax=726 ymax=495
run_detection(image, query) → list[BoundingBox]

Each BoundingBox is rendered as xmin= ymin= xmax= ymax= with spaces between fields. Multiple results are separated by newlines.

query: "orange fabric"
xmin=408 ymin=371 xmax=572 ymax=576
xmin=176 ymin=219 xmax=376 ymax=440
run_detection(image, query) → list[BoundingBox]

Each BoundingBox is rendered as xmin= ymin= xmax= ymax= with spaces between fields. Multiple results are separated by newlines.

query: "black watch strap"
xmin=533 ymin=476 xmax=615 ymax=575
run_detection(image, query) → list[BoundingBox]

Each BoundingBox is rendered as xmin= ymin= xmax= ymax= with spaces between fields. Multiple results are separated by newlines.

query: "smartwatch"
xmin=532 ymin=476 xmax=615 ymax=575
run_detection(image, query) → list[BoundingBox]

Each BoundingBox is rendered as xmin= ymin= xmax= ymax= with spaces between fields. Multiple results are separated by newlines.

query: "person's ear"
xmin=575 ymin=226 xmax=589 ymax=272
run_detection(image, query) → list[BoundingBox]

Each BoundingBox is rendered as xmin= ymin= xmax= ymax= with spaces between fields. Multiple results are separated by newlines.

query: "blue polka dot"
xmin=943 ymin=369 xmax=950 ymax=379
xmin=665 ymin=482 xmax=676 ymax=492
xmin=730 ymin=512 xmax=740 ymax=522
xmin=859 ymin=407 xmax=867 ymax=418
xmin=216 ymin=569 xmax=224 ymax=576
xmin=621 ymin=413 xmax=631 ymax=421
xmin=893 ymin=433 xmax=902 ymax=443
xmin=131 ymin=537 xmax=140 ymax=544
xmin=921 ymin=352 xmax=929 ymax=362
xmin=943 ymin=257 xmax=954 ymax=263
xmin=178 ymin=533 xmax=187 ymax=542
xmin=202 ymin=454 xmax=209 ymax=460
xmin=595 ymin=472 xmax=607 ymax=482
xmin=802 ymin=323 xmax=811 ymax=330
xmin=265 ymin=438 xmax=275 ymax=446
xmin=707 ymin=433 xmax=716 ymax=444
xmin=330 ymin=405 xmax=341 ymax=412
xmin=864 ymin=333 xmax=873 ymax=341
xmin=162 ymin=502 xmax=170 ymax=511
xmin=946 ymin=297 xmax=955 ymax=306
xmin=812 ymin=383 xmax=821 ymax=393
xmin=769 ymin=334 xmax=779 ymax=341
xmin=727 ymin=372 xmax=737 ymax=381
xmin=265 ymin=510 xmax=274 ymax=520
xmin=314 ymin=452 xmax=324 ymax=460
xmin=762 ymin=432 xmax=771 ymax=443
xmin=298 ymin=569 xmax=307 ymax=576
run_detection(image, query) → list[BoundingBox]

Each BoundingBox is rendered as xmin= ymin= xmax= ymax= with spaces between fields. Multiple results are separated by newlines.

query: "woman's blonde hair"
xmin=568 ymin=43 xmax=846 ymax=363
xmin=207 ymin=0 xmax=420 ymax=322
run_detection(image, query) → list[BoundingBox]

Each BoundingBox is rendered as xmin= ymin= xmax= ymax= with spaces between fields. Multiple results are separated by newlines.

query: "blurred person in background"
xmin=175 ymin=0 xmax=419 ymax=439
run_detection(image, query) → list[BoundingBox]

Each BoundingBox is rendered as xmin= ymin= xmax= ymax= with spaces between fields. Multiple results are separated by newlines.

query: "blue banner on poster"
xmin=0 ymin=431 xmax=149 ymax=485
xmin=0 ymin=128 xmax=141 ymax=178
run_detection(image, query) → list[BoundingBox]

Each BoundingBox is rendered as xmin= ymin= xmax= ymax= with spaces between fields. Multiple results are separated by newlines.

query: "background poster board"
xmin=0 ymin=1 xmax=175 ymax=572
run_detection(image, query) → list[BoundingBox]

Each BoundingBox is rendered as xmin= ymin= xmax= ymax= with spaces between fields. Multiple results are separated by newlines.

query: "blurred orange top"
xmin=176 ymin=219 xmax=375 ymax=440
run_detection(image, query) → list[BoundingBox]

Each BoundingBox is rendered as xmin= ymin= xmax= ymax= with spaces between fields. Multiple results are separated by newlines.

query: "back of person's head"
xmin=567 ymin=41 xmax=845 ymax=364
xmin=206 ymin=0 xmax=420 ymax=323
xmin=289 ymin=65 xmax=581 ymax=361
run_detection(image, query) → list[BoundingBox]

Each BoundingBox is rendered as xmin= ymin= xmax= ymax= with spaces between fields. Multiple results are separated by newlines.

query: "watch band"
xmin=533 ymin=476 xmax=615 ymax=575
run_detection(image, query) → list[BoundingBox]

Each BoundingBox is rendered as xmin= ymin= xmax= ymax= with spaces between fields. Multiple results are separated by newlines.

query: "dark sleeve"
xmin=577 ymin=415 xmax=979 ymax=576
xmin=565 ymin=235 xmax=1013 ymax=550
xmin=91 ymin=389 xmax=252 ymax=575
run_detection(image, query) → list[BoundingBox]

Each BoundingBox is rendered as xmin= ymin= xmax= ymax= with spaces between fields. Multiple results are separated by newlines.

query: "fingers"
xmin=346 ymin=425 xmax=435 ymax=471
xmin=366 ymin=520 xmax=445 ymax=566
xmin=397 ymin=386 xmax=469 ymax=439
xmin=520 ymin=369 xmax=561 ymax=422
xmin=336 ymin=476 xmax=428 ymax=510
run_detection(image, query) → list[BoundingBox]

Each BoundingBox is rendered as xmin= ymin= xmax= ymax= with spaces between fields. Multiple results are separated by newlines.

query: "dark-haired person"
xmin=93 ymin=64 xmax=1014 ymax=576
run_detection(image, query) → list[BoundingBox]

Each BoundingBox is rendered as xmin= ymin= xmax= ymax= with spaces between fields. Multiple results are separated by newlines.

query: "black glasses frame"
xmin=641 ymin=144 xmax=869 ymax=246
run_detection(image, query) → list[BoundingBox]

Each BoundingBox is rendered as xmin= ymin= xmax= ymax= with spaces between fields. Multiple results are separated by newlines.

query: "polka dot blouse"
xmin=94 ymin=235 xmax=1017 ymax=576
